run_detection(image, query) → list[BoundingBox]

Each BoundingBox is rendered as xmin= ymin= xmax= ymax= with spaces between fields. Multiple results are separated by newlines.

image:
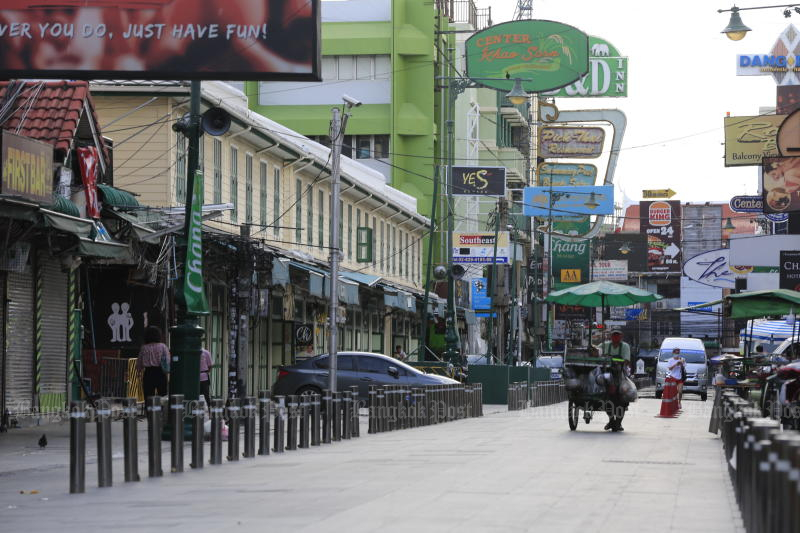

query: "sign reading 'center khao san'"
xmin=465 ymin=20 xmax=589 ymax=93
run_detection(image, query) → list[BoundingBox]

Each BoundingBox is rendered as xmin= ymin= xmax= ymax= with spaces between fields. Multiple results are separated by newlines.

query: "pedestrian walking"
xmin=670 ymin=348 xmax=687 ymax=410
xmin=658 ymin=348 xmax=683 ymax=418
xmin=199 ymin=346 xmax=213 ymax=409
xmin=136 ymin=325 xmax=170 ymax=399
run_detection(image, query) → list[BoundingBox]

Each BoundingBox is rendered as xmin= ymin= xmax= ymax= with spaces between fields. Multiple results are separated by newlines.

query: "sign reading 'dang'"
xmin=1 ymin=130 xmax=53 ymax=204
xmin=724 ymin=114 xmax=784 ymax=167
xmin=542 ymin=36 xmax=627 ymax=98
xmin=736 ymin=25 xmax=800 ymax=86
xmin=452 ymin=166 xmax=506 ymax=196
xmin=539 ymin=127 xmax=604 ymax=158
xmin=0 ymin=0 xmax=321 ymax=81
xmin=465 ymin=19 xmax=589 ymax=93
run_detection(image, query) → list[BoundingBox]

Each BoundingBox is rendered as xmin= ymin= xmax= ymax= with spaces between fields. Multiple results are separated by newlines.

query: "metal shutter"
xmin=40 ymin=255 xmax=68 ymax=411
xmin=5 ymin=269 xmax=34 ymax=415
xmin=0 ymin=272 xmax=5 ymax=414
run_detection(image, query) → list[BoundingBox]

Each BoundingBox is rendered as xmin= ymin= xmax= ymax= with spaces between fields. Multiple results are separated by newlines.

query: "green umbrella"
xmin=545 ymin=280 xmax=663 ymax=308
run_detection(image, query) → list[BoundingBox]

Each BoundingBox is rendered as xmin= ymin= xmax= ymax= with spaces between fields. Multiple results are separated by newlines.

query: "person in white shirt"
xmin=668 ymin=348 xmax=686 ymax=407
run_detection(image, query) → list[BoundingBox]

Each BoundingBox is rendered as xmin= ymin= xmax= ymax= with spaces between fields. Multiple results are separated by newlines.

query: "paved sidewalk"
xmin=0 ymin=393 xmax=743 ymax=532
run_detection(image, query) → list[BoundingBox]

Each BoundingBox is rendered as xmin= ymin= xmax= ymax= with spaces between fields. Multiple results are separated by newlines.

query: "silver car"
xmin=272 ymin=351 xmax=459 ymax=402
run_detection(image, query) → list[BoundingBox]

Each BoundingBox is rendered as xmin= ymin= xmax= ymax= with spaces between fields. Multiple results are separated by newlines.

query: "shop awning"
xmin=40 ymin=208 xmax=95 ymax=238
xmin=338 ymin=278 xmax=360 ymax=305
xmin=340 ymin=271 xmax=381 ymax=287
xmin=272 ymin=258 xmax=290 ymax=287
xmin=0 ymin=197 xmax=41 ymax=223
xmin=98 ymin=184 xmax=140 ymax=210
xmin=46 ymin=195 xmax=80 ymax=217
xmin=106 ymin=210 xmax=157 ymax=239
xmin=290 ymin=261 xmax=326 ymax=297
xmin=76 ymin=237 xmax=130 ymax=259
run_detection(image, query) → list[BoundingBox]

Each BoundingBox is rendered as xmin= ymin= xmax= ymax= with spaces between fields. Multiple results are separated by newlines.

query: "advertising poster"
xmin=539 ymin=127 xmax=605 ymax=159
xmin=1 ymin=130 xmax=53 ymax=203
xmin=551 ymin=235 xmax=590 ymax=290
xmin=640 ymin=200 xmax=681 ymax=272
xmin=601 ymin=233 xmax=647 ymax=272
xmin=592 ymin=259 xmax=628 ymax=281
xmin=0 ymin=0 xmax=320 ymax=81
xmin=763 ymin=156 xmax=800 ymax=213
xmin=780 ymin=250 xmax=800 ymax=290
xmin=537 ymin=162 xmax=596 ymax=187
xmin=723 ymin=114 xmax=783 ymax=167
xmin=452 ymin=232 xmax=509 ymax=264
xmin=452 ymin=166 xmax=506 ymax=196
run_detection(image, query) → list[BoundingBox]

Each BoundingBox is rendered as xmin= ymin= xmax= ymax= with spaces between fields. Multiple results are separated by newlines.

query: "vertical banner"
xmin=640 ymin=200 xmax=681 ymax=272
xmin=185 ymin=171 xmax=209 ymax=315
xmin=77 ymin=146 xmax=100 ymax=218
xmin=551 ymin=236 xmax=591 ymax=290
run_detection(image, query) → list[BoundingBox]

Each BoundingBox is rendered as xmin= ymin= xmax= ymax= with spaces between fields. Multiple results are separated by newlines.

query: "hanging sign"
xmin=523 ymin=185 xmax=614 ymax=217
xmin=763 ymin=156 xmax=800 ymax=213
xmin=537 ymin=162 xmax=596 ymax=186
xmin=780 ymin=250 xmax=800 ymax=291
xmin=1 ymin=130 xmax=53 ymax=204
xmin=452 ymin=166 xmax=506 ymax=196
xmin=724 ymin=114 xmax=784 ymax=167
xmin=184 ymin=171 xmax=209 ymax=315
xmin=452 ymin=232 xmax=509 ymax=264
xmin=539 ymin=127 xmax=604 ymax=158
xmin=542 ymin=36 xmax=627 ymax=98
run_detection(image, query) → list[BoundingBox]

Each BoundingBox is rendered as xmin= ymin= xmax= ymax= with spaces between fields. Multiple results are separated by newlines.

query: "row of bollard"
xmin=714 ymin=390 xmax=800 ymax=533
xmin=507 ymin=382 xmax=528 ymax=411
xmin=367 ymin=383 xmax=483 ymax=433
xmin=530 ymin=380 xmax=567 ymax=408
xmin=69 ymin=387 xmax=361 ymax=494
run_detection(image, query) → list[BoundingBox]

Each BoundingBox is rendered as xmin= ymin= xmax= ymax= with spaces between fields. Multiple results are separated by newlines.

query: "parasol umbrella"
xmin=546 ymin=280 xmax=663 ymax=308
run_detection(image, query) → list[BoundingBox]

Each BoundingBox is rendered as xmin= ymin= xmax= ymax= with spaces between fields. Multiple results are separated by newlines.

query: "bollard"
xmin=322 ymin=390 xmax=332 ymax=443
xmin=243 ymin=396 xmax=257 ymax=458
xmin=342 ymin=390 xmax=352 ymax=440
xmin=69 ymin=401 xmax=86 ymax=494
xmin=273 ymin=396 xmax=286 ymax=453
xmin=477 ymin=383 xmax=484 ymax=416
xmin=258 ymin=391 xmax=271 ymax=455
xmin=299 ymin=394 xmax=310 ymax=448
xmin=411 ymin=388 xmax=421 ymax=429
xmin=368 ymin=386 xmax=377 ymax=434
xmin=332 ymin=392 xmax=342 ymax=441
xmin=350 ymin=387 xmax=360 ymax=438
xmin=122 ymin=398 xmax=140 ymax=482
xmin=95 ymin=399 xmax=113 ymax=487
xmin=376 ymin=387 xmax=386 ymax=433
xmin=286 ymin=395 xmax=299 ymax=450
xmin=311 ymin=393 xmax=321 ymax=446
xmin=190 ymin=400 xmax=204 ymax=469
xmin=209 ymin=399 xmax=224 ymax=465
xmin=227 ymin=398 xmax=241 ymax=461
xmin=146 ymin=396 xmax=163 ymax=477
xmin=170 ymin=394 xmax=185 ymax=473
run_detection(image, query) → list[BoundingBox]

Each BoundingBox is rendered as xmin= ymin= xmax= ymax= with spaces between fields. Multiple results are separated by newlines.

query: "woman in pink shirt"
xmin=136 ymin=326 xmax=169 ymax=399
xmin=199 ymin=348 xmax=213 ymax=408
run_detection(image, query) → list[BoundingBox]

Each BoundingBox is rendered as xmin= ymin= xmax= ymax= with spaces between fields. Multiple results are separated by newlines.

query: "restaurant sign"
xmin=723 ymin=114 xmax=783 ymax=167
xmin=1 ymin=130 xmax=53 ymax=204
xmin=539 ymin=127 xmax=604 ymax=158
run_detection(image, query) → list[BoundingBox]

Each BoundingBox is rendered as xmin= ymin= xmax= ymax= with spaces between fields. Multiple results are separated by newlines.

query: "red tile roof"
xmin=0 ymin=80 xmax=108 ymax=164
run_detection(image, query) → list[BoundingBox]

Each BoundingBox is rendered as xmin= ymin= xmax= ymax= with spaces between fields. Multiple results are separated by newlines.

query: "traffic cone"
xmin=657 ymin=377 xmax=679 ymax=418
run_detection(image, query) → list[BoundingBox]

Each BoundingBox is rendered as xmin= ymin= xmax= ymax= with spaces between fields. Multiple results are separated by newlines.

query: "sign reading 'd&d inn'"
xmin=1 ymin=130 xmax=53 ymax=204
xmin=543 ymin=36 xmax=627 ymax=98
xmin=465 ymin=19 xmax=589 ymax=93
xmin=539 ymin=127 xmax=604 ymax=158
xmin=452 ymin=166 xmax=506 ymax=196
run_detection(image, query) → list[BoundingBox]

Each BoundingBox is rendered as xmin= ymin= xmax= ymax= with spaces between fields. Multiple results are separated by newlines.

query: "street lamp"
xmin=718 ymin=4 xmax=800 ymax=40
xmin=435 ymin=74 xmax=530 ymax=367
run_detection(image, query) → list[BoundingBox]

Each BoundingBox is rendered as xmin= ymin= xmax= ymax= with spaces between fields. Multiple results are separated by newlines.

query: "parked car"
xmin=272 ymin=351 xmax=460 ymax=402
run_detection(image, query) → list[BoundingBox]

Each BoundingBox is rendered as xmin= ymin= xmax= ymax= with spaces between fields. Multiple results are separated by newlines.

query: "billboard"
xmin=523 ymin=185 xmax=614 ymax=217
xmin=542 ymin=36 xmax=627 ymax=98
xmin=736 ymin=25 xmax=800 ymax=86
xmin=551 ymin=236 xmax=590 ymax=289
xmin=539 ymin=127 xmax=604 ymax=158
xmin=0 ymin=0 xmax=321 ymax=81
xmin=465 ymin=20 xmax=589 ymax=93
xmin=602 ymin=233 xmax=647 ymax=272
xmin=780 ymin=250 xmax=800 ymax=290
xmin=592 ymin=259 xmax=628 ymax=281
xmin=683 ymin=249 xmax=735 ymax=289
xmin=640 ymin=200 xmax=681 ymax=272
xmin=723 ymin=114 xmax=783 ymax=167
xmin=452 ymin=166 xmax=506 ymax=196
xmin=537 ymin=162 xmax=596 ymax=186
xmin=1 ymin=130 xmax=53 ymax=204
xmin=452 ymin=232 xmax=509 ymax=264
xmin=762 ymin=156 xmax=800 ymax=213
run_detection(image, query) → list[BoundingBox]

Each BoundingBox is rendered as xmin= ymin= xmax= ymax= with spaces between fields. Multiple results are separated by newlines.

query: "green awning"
xmin=677 ymin=289 xmax=800 ymax=319
xmin=45 ymin=195 xmax=80 ymax=217
xmin=40 ymin=209 xmax=95 ymax=238
xmin=77 ymin=238 xmax=130 ymax=259
xmin=0 ymin=197 xmax=39 ymax=222
xmin=98 ymin=184 xmax=140 ymax=210
xmin=106 ymin=210 xmax=156 ymax=239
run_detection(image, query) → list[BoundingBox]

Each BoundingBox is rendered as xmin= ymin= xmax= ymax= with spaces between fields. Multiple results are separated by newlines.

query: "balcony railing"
xmin=440 ymin=0 xmax=493 ymax=30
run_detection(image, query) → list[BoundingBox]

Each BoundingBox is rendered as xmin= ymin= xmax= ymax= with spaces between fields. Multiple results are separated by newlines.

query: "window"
xmin=337 ymin=56 xmax=354 ymax=79
xmin=380 ymin=221 xmax=385 ymax=273
xmin=372 ymin=216 xmax=377 ymax=268
xmin=318 ymin=189 xmax=324 ymax=247
xmin=322 ymin=55 xmax=391 ymax=81
xmin=356 ymin=136 xmax=371 ymax=159
xmin=307 ymin=185 xmax=313 ymax=245
xmin=245 ymin=154 xmax=253 ymax=224
xmin=400 ymin=231 xmax=404 ymax=277
xmin=347 ymin=204 xmax=352 ymax=260
xmin=313 ymin=354 xmax=355 ymax=371
xmin=356 ymin=56 xmax=372 ymax=80
xmin=198 ymin=136 xmax=204 ymax=173
xmin=259 ymin=162 xmax=268 ymax=226
xmin=339 ymin=200 xmax=343 ymax=250
xmin=213 ymin=139 xmax=222 ymax=204
xmin=273 ymin=166 xmax=281 ymax=238
xmin=374 ymin=135 xmax=389 ymax=159
xmin=356 ymin=208 xmax=361 ymax=231
xmin=176 ymin=133 xmax=186 ymax=204
xmin=230 ymin=146 xmax=238 ymax=222
xmin=391 ymin=227 xmax=396 ymax=275
xmin=341 ymin=135 xmax=353 ymax=159
xmin=295 ymin=179 xmax=302 ymax=243
xmin=357 ymin=355 xmax=391 ymax=374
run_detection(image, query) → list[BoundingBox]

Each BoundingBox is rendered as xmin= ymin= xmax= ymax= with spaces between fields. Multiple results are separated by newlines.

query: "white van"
xmin=655 ymin=338 xmax=709 ymax=401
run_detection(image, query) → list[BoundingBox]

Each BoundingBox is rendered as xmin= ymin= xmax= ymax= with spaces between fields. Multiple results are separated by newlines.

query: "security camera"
xmin=342 ymin=94 xmax=362 ymax=108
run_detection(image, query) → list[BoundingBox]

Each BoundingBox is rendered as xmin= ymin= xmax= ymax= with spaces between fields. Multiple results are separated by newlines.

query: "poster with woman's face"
xmin=762 ymin=156 xmax=800 ymax=213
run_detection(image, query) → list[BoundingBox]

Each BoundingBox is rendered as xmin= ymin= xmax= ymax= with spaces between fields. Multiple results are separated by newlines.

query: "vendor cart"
xmin=563 ymin=352 xmax=615 ymax=430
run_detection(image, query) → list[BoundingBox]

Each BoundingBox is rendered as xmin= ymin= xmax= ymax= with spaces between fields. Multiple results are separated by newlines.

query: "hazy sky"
xmin=474 ymin=0 xmax=793 ymax=206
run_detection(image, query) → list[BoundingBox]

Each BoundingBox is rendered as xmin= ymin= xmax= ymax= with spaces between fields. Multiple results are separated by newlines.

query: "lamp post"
xmin=718 ymin=4 xmax=800 ymax=40
xmin=437 ymin=75 xmax=530 ymax=367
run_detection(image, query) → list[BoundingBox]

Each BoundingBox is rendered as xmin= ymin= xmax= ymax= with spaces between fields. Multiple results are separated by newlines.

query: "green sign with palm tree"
xmin=465 ymin=20 xmax=589 ymax=93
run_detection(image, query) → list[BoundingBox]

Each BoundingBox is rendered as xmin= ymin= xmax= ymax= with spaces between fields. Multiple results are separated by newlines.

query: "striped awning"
xmin=740 ymin=319 xmax=799 ymax=342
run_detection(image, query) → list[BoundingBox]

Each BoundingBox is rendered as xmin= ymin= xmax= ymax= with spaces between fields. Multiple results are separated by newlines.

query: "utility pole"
xmin=486 ymin=198 xmax=508 ymax=364
xmin=327 ymin=97 xmax=359 ymax=394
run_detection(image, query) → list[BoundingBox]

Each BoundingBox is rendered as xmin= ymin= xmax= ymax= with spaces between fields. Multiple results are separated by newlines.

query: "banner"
xmin=184 ymin=171 xmax=209 ymax=315
xmin=537 ymin=162 xmax=596 ymax=186
xmin=464 ymin=19 xmax=589 ymax=93
xmin=602 ymin=233 xmax=647 ymax=272
xmin=77 ymin=146 xmax=100 ymax=218
xmin=763 ymin=156 xmax=800 ymax=213
xmin=452 ymin=166 xmax=506 ymax=196
xmin=0 ymin=0 xmax=320 ymax=81
xmin=640 ymin=200 xmax=681 ymax=272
